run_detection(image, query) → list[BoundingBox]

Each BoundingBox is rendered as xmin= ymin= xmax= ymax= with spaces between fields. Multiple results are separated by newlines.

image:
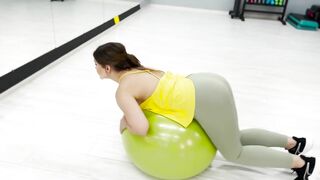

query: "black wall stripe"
xmin=119 ymin=4 xmax=140 ymax=20
xmin=0 ymin=4 xmax=141 ymax=94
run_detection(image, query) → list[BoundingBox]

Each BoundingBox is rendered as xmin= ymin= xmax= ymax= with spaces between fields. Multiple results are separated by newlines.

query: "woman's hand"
xmin=120 ymin=116 xmax=127 ymax=134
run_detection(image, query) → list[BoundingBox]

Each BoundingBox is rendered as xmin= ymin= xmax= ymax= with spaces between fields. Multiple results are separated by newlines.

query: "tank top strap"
xmin=119 ymin=69 xmax=151 ymax=82
xmin=145 ymin=70 xmax=161 ymax=80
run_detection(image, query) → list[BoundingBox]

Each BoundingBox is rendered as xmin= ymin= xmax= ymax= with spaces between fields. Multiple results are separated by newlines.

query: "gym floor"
xmin=0 ymin=1 xmax=320 ymax=180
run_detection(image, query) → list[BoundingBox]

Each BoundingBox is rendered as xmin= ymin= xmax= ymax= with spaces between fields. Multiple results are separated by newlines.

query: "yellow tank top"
xmin=119 ymin=70 xmax=195 ymax=127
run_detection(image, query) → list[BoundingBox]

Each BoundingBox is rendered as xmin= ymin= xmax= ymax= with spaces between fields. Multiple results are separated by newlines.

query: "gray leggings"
xmin=187 ymin=73 xmax=293 ymax=168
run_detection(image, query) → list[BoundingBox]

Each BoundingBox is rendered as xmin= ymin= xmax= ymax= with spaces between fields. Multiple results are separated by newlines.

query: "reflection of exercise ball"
xmin=122 ymin=110 xmax=217 ymax=180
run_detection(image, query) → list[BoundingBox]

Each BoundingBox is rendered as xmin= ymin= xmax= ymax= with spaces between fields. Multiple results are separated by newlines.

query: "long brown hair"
xmin=93 ymin=42 xmax=151 ymax=71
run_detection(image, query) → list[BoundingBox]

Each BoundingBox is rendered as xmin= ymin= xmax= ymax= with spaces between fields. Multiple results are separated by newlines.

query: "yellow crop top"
xmin=119 ymin=70 xmax=195 ymax=127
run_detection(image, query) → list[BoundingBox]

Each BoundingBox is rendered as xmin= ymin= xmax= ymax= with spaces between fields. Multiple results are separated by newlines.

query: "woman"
xmin=93 ymin=42 xmax=316 ymax=180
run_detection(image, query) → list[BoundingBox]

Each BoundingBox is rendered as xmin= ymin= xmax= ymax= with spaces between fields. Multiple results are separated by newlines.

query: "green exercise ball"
xmin=122 ymin=110 xmax=217 ymax=180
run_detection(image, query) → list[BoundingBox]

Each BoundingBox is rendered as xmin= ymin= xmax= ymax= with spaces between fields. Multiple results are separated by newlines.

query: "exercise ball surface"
xmin=122 ymin=111 xmax=217 ymax=179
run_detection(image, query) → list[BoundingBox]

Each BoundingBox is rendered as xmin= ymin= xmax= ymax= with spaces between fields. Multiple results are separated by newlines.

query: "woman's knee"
xmin=219 ymin=147 xmax=242 ymax=162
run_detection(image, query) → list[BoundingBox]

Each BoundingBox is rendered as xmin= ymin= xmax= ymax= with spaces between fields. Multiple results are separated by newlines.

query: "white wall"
xmin=287 ymin=0 xmax=319 ymax=14
xmin=150 ymin=0 xmax=320 ymax=14
xmin=150 ymin=0 xmax=233 ymax=11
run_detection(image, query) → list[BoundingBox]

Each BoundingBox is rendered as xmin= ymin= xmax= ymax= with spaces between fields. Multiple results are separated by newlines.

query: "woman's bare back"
xmin=118 ymin=70 xmax=165 ymax=104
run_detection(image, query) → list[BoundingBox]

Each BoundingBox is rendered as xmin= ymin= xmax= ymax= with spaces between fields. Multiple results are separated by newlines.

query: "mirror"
xmin=0 ymin=0 xmax=139 ymax=77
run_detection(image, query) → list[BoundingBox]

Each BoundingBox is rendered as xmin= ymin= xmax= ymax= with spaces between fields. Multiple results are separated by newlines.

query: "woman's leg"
xmin=240 ymin=128 xmax=288 ymax=147
xmin=188 ymin=73 xmax=293 ymax=168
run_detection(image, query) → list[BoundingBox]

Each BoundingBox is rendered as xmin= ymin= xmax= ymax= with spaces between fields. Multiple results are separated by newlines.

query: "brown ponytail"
xmin=93 ymin=42 xmax=154 ymax=71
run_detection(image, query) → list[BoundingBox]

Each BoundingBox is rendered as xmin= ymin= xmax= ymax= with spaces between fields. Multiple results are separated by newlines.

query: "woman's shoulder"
xmin=116 ymin=73 xmax=147 ymax=98
xmin=117 ymin=69 xmax=164 ymax=100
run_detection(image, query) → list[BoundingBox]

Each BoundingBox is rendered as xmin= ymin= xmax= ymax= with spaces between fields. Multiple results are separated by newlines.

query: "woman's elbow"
xmin=125 ymin=116 xmax=149 ymax=136
xmin=133 ymin=123 xmax=149 ymax=136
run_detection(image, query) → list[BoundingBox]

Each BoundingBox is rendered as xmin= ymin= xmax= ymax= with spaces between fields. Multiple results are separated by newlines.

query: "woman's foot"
xmin=292 ymin=155 xmax=316 ymax=180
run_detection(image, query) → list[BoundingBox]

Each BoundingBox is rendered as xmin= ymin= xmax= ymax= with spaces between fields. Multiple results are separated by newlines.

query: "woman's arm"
xmin=116 ymin=87 xmax=149 ymax=136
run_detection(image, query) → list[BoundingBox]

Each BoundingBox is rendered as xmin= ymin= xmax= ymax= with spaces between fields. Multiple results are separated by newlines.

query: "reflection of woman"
xmin=93 ymin=42 xmax=316 ymax=180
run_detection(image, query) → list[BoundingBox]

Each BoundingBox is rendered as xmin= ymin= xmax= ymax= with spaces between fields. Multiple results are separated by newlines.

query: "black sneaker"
xmin=292 ymin=155 xmax=316 ymax=180
xmin=288 ymin=136 xmax=307 ymax=155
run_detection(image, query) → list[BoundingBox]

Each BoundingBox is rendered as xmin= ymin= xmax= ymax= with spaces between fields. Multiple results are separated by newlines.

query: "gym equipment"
xmin=286 ymin=13 xmax=319 ymax=31
xmin=306 ymin=5 xmax=320 ymax=23
xmin=240 ymin=0 xmax=289 ymax=25
xmin=122 ymin=110 xmax=217 ymax=180
xmin=229 ymin=0 xmax=242 ymax=19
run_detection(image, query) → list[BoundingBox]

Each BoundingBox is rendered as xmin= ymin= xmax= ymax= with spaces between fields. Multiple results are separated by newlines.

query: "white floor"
xmin=1 ymin=2 xmax=320 ymax=180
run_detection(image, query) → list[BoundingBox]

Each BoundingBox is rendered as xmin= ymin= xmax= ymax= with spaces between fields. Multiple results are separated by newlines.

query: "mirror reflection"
xmin=0 ymin=0 xmax=139 ymax=77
